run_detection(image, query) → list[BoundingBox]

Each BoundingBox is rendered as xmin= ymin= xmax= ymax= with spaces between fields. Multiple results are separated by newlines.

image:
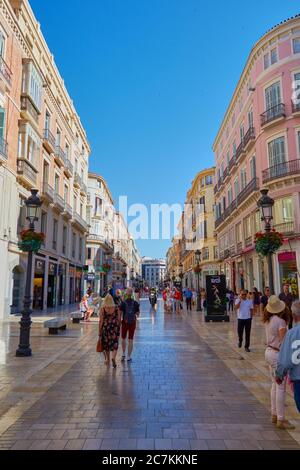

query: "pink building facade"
xmin=213 ymin=15 xmax=300 ymax=297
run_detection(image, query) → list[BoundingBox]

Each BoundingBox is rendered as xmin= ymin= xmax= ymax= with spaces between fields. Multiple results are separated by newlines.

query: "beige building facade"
xmin=0 ymin=0 xmax=90 ymax=318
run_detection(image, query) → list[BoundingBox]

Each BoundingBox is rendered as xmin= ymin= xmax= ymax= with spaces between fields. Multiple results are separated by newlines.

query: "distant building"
xmin=142 ymin=258 xmax=166 ymax=288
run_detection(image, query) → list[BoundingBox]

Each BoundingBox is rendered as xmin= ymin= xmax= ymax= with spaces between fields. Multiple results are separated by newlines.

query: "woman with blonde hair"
xmin=98 ymin=294 xmax=121 ymax=368
xmin=263 ymin=295 xmax=295 ymax=430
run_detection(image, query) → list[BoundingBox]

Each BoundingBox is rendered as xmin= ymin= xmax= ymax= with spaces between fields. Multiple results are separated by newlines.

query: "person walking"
xmin=276 ymin=301 xmax=300 ymax=416
xmin=80 ymin=295 xmax=89 ymax=319
xmin=98 ymin=294 xmax=121 ymax=368
xmin=185 ymin=288 xmax=193 ymax=311
xmin=228 ymin=291 xmax=235 ymax=312
xmin=279 ymin=284 xmax=294 ymax=330
xmin=260 ymin=286 xmax=271 ymax=314
xmin=235 ymin=289 xmax=254 ymax=352
xmin=174 ymin=288 xmax=181 ymax=314
xmin=119 ymin=287 xmax=140 ymax=362
xmin=252 ymin=287 xmax=261 ymax=316
xmin=263 ymin=296 xmax=295 ymax=430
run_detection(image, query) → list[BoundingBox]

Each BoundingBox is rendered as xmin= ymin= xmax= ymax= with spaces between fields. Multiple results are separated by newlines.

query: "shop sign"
xmin=35 ymin=259 xmax=45 ymax=274
xmin=278 ymin=252 xmax=296 ymax=263
xmin=49 ymin=263 xmax=57 ymax=276
xmin=85 ymin=273 xmax=95 ymax=281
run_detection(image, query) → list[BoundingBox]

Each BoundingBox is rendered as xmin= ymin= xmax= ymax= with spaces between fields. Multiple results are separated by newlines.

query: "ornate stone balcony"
xmin=41 ymin=182 xmax=54 ymax=203
xmin=64 ymin=159 xmax=73 ymax=178
xmin=62 ymin=201 xmax=73 ymax=220
xmin=20 ymin=96 xmax=39 ymax=123
xmin=273 ymin=221 xmax=295 ymax=235
xmin=53 ymin=192 xmax=65 ymax=212
xmin=54 ymin=146 xmax=65 ymax=167
xmin=17 ymin=158 xmax=38 ymax=188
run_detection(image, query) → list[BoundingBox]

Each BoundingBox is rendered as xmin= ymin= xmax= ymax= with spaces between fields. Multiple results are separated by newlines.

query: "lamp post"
xmin=179 ymin=262 xmax=184 ymax=292
xmin=257 ymin=188 xmax=275 ymax=294
xmin=16 ymin=189 xmax=42 ymax=357
xmin=195 ymin=250 xmax=202 ymax=311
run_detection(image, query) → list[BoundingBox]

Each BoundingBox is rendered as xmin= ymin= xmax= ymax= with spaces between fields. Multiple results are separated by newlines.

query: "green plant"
xmin=255 ymin=230 xmax=284 ymax=256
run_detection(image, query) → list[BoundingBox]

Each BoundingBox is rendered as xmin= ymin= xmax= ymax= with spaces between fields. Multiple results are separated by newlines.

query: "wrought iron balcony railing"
xmin=261 ymin=103 xmax=285 ymax=126
xmin=0 ymin=55 xmax=12 ymax=87
xmin=262 ymin=159 xmax=300 ymax=184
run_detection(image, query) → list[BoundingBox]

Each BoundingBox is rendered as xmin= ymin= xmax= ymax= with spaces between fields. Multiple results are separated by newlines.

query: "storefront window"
xmin=278 ymin=252 xmax=299 ymax=297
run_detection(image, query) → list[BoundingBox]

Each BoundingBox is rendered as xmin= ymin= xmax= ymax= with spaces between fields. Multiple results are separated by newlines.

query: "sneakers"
xmin=121 ymin=355 xmax=126 ymax=362
xmin=245 ymin=347 xmax=251 ymax=352
xmin=277 ymin=420 xmax=295 ymax=430
xmin=127 ymin=357 xmax=132 ymax=363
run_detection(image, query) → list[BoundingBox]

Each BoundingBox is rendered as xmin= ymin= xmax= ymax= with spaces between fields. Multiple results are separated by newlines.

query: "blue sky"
xmin=30 ymin=0 xmax=298 ymax=259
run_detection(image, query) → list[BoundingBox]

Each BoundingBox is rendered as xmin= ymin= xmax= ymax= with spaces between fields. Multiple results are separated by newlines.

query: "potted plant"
xmin=19 ymin=229 xmax=45 ymax=253
xmin=254 ymin=230 xmax=284 ymax=256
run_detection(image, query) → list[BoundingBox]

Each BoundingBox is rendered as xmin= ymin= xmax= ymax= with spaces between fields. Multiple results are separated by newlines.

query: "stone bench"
xmin=44 ymin=317 xmax=69 ymax=335
xmin=70 ymin=311 xmax=84 ymax=324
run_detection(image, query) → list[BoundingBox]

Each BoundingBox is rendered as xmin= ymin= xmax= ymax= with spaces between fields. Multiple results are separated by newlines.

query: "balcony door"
xmin=0 ymin=108 xmax=5 ymax=143
xmin=265 ymin=82 xmax=281 ymax=111
xmin=268 ymin=137 xmax=286 ymax=178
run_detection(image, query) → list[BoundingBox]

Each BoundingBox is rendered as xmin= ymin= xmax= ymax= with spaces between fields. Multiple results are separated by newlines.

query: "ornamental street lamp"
xmin=195 ymin=249 xmax=202 ymax=311
xmin=16 ymin=189 xmax=42 ymax=357
xmin=257 ymin=188 xmax=275 ymax=294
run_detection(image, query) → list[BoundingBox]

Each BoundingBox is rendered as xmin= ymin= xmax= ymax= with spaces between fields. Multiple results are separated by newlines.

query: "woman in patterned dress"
xmin=98 ymin=294 xmax=121 ymax=368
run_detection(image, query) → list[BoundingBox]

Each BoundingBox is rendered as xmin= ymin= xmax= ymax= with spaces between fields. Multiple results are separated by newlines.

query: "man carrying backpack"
xmin=119 ymin=287 xmax=140 ymax=362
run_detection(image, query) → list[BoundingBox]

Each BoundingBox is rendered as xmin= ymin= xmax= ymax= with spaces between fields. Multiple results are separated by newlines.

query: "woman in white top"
xmin=263 ymin=296 xmax=295 ymax=430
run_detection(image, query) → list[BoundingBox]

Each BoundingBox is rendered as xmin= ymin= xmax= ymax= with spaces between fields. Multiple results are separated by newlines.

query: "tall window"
xmin=45 ymin=110 xmax=50 ymax=131
xmin=248 ymin=109 xmax=253 ymax=128
xmin=244 ymin=216 xmax=252 ymax=239
xmin=52 ymin=219 xmax=58 ymax=250
xmin=265 ymin=81 xmax=281 ymax=110
xmin=268 ymin=136 xmax=286 ymax=168
xmin=202 ymin=247 xmax=209 ymax=260
xmin=206 ymin=175 xmax=213 ymax=185
xmin=240 ymin=168 xmax=247 ymax=190
xmin=264 ymin=53 xmax=270 ymax=70
xmin=293 ymin=38 xmax=300 ymax=54
xmin=43 ymin=161 xmax=49 ymax=183
xmin=72 ymin=232 xmax=76 ymax=258
xmin=250 ymin=155 xmax=256 ymax=180
xmin=65 ymin=143 xmax=70 ymax=160
xmin=79 ymin=237 xmax=82 ymax=261
xmin=228 ymin=186 xmax=233 ymax=205
xmin=54 ymin=174 xmax=60 ymax=194
xmin=270 ymin=48 xmax=278 ymax=65
xmin=64 ymin=184 xmax=68 ymax=203
xmin=213 ymin=246 xmax=218 ymax=259
xmin=0 ymin=32 xmax=5 ymax=58
xmin=274 ymin=197 xmax=293 ymax=225
xmin=0 ymin=108 xmax=5 ymax=141
xmin=87 ymin=248 xmax=92 ymax=260
xmin=22 ymin=61 xmax=42 ymax=111
xmin=236 ymin=223 xmax=242 ymax=244
xmin=41 ymin=211 xmax=47 ymax=246
xmin=80 ymin=202 xmax=83 ymax=217
xmin=62 ymin=226 xmax=67 ymax=255
xmin=95 ymin=197 xmax=102 ymax=216
xmin=73 ymin=195 xmax=77 ymax=213
xmin=240 ymin=123 xmax=244 ymax=142
xmin=56 ymin=128 xmax=61 ymax=147
xmin=234 ymin=177 xmax=239 ymax=198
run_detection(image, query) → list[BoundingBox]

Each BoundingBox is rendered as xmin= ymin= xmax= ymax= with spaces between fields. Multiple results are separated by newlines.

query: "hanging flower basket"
xmin=102 ymin=263 xmax=111 ymax=273
xmin=193 ymin=266 xmax=202 ymax=274
xmin=18 ymin=230 xmax=45 ymax=253
xmin=255 ymin=230 xmax=284 ymax=256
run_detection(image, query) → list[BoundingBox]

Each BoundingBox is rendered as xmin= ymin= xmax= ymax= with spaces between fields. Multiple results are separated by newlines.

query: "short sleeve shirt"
xmin=235 ymin=299 xmax=253 ymax=320
xmin=265 ymin=315 xmax=287 ymax=350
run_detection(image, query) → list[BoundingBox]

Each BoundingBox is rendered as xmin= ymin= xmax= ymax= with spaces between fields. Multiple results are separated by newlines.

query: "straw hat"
xmin=266 ymin=295 xmax=286 ymax=314
xmin=101 ymin=294 xmax=116 ymax=308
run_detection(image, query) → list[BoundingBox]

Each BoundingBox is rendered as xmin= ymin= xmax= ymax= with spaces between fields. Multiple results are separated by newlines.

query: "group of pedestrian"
xmin=162 ymin=287 xmax=183 ymax=313
xmin=234 ymin=283 xmax=300 ymax=428
xmin=97 ymin=287 xmax=140 ymax=368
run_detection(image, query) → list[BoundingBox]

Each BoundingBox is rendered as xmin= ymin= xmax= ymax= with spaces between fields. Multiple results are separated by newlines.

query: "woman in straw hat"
xmin=98 ymin=294 xmax=121 ymax=368
xmin=263 ymin=295 xmax=295 ymax=430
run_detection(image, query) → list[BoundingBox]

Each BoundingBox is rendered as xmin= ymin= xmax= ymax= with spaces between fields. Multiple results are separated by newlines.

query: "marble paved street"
xmin=0 ymin=299 xmax=299 ymax=450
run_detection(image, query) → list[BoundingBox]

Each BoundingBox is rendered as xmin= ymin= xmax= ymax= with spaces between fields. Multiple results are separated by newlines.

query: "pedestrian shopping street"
xmin=0 ymin=299 xmax=299 ymax=451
